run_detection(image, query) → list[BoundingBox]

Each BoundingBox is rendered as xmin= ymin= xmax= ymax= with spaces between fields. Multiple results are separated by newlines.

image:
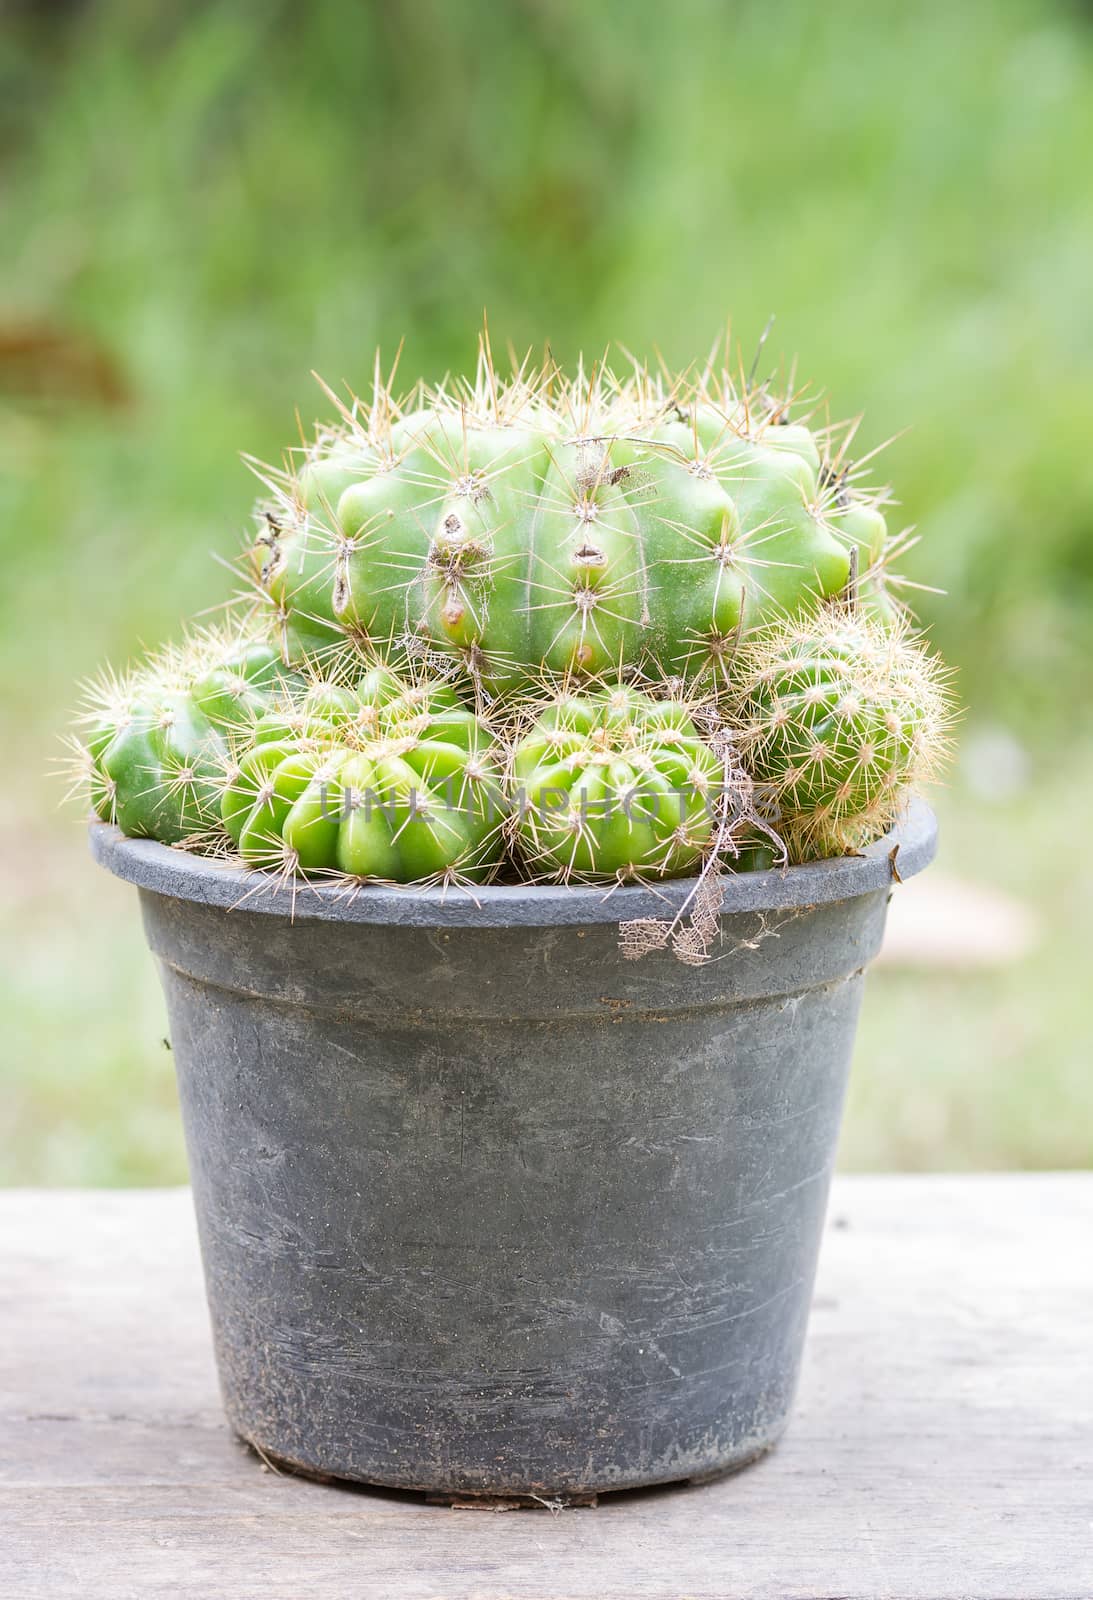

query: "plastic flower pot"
xmin=90 ymin=800 xmax=935 ymax=1498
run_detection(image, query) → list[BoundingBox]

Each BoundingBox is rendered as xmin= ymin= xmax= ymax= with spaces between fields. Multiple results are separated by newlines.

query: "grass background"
xmin=2 ymin=0 xmax=1092 ymax=1181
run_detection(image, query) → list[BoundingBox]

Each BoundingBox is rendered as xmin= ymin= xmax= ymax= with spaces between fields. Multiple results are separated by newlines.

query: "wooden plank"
xmin=1 ymin=1177 xmax=1091 ymax=1599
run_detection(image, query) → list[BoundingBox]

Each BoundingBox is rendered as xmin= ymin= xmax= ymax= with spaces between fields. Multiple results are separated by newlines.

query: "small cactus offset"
xmin=81 ymin=671 xmax=225 ymax=845
xmin=245 ymin=661 xmax=459 ymax=748
xmin=731 ymin=608 xmax=952 ymax=861
xmin=222 ymin=676 xmax=508 ymax=883
xmin=188 ymin=634 xmax=297 ymax=736
xmin=76 ymin=632 xmax=293 ymax=845
xmin=246 ymin=339 xmax=903 ymax=695
xmin=510 ymin=683 xmax=723 ymax=882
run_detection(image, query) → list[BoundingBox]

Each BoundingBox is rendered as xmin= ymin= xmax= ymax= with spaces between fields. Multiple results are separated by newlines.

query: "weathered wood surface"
xmin=1 ymin=1176 xmax=1090 ymax=1599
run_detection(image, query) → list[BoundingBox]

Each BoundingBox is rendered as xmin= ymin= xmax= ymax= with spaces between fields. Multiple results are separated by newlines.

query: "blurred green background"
xmin=2 ymin=0 xmax=1092 ymax=1182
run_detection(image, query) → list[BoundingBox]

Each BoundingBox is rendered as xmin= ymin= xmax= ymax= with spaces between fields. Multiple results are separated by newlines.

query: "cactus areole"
xmin=80 ymin=330 xmax=950 ymax=1498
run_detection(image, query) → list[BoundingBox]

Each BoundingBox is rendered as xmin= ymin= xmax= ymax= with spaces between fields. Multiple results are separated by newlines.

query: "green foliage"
xmin=4 ymin=0 xmax=1093 ymax=726
xmin=4 ymin=0 xmax=1093 ymax=1173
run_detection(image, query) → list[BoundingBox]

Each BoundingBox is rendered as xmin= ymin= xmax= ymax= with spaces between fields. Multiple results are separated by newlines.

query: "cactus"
xmin=248 ymin=662 xmax=459 ymax=747
xmin=731 ymin=608 xmax=952 ymax=860
xmin=509 ymin=683 xmax=723 ymax=882
xmin=82 ymin=675 xmax=226 ymax=845
xmin=189 ymin=637 xmax=294 ymax=734
xmin=247 ymin=343 xmax=903 ymax=696
xmin=77 ymin=634 xmax=294 ymax=845
xmin=70 ymin=332 xmax=951 ymax=893
xmin=221 ymin=678 xmax=507 ymax=883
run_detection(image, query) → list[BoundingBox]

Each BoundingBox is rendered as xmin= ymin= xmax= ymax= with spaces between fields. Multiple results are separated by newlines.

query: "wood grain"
xmin=1 ymin=1176 xmax=1091 ymax=1599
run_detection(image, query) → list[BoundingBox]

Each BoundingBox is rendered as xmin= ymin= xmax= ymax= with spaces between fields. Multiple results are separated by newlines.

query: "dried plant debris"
xmin=619 ymin=736 xmax=787 ymax=965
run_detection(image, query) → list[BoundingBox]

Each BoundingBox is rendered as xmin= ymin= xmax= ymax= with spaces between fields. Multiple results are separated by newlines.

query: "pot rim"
xmin=88 ymin=798 xmax=936 ymax=928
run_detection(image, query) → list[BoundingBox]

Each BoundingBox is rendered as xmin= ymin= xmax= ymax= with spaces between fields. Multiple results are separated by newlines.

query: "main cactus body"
xmin=511 ymin=684 xmax=721 ymax=881
xmin=252 ymin=363 xmax=897 ymax=694
xmin=222 ymin=679 xmax=507 ymax=882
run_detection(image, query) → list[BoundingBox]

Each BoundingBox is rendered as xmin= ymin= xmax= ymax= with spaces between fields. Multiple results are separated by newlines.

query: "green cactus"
xmin=83 ymin=675 xmax=226 ymax=845
xmin=71 ymin=333 xmax=950 ymax=891
xmin=78 ymin=634 xmax=294 ymax=844
xmin=731 ymin=608 xmax=952 ymax=860
xmin=221 ymin=679 xmax=507 ymax=882
xmin=248 ymin=663 xmax=460 ymax=747
xmin=247 ymin=345 xmax=903 ymax=695
xmin=729 ymin=834 xmax=780 ymax=874
xmin=510 ymin=683 xmax=723 ymax=882
xmin=188 ymin=636 xmax=293 ymax=734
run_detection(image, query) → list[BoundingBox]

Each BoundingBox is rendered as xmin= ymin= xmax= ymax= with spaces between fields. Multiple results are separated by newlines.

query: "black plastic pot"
xmin=90 ymin=802 xmax=935 ymax=1497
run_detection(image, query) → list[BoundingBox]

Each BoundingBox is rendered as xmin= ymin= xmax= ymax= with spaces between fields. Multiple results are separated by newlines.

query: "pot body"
xmin=92 ymin=806 xmax=935 ymax=1496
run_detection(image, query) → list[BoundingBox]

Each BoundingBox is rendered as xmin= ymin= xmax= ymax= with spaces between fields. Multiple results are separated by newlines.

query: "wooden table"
xmin=2 ymin=1177 xmax=1090 ymax=1599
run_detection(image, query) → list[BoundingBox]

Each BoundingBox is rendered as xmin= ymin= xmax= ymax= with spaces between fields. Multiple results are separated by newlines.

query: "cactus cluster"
xmin=69 ymin=333 xmax=952 ymax=891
